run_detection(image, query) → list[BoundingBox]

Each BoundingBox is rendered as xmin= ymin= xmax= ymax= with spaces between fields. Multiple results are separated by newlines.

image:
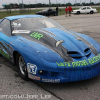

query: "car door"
xmin=81 ymin=7 xmax=87 ymax=13
xmin=87 ymin=7 xmax=91 ymax=13
xmin=0 ymin=18 xmax=13 ymax=59
xmin=48 ymin=9 xmax=52 ymax=15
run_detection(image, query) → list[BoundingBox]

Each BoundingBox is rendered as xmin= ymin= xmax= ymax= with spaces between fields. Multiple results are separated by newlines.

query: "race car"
xmin=0 ymin=15 xmax=100 ymax=83
xmin=36 ymin=9 xmax=56 ymax=16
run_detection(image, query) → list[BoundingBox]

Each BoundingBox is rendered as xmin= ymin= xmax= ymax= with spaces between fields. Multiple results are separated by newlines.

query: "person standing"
xmin=56 ymin=6 xmax=58 ymax=16
xmin=68 ymin=6 xmax=72 ymax=16
xmin=65 ymin=7 xmax=68 ymax=17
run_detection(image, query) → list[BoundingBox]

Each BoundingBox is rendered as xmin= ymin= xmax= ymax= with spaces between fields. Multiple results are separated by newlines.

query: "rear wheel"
xmin=16 ymin=53 xmax=28 ymax=80
xmin=44 ymin=13 xmax=47 ymax=16
xmin=54 ymin=13 xmax=56 ymax=16
xmin=90 ymin=11 xmax=94 ymax=14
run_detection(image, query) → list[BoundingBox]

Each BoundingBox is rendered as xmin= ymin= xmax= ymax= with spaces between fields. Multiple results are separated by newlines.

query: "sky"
xmin=0 ymin=0 xmax=100 ymax=8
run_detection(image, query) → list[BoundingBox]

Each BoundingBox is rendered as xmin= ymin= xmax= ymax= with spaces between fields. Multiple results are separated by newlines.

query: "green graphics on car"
xmin=56 ymin=54 xmax=100 ymax=68
xmin=30 ymin=32 xmax=43 ymax=40
xmin=0 ymin=49 xmax=9 ymax=59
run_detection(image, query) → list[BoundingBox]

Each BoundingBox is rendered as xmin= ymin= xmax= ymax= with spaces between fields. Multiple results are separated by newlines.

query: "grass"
xmin=0 ymin=7 xmax=100 ymax=19
xmin=0 ymin=9 xmax=42 ymax=19
xmin=96 ymin=7 xmax=100 ymax=13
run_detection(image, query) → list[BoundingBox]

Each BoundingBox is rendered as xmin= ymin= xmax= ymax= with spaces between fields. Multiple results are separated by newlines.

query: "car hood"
xmin=15 ymin=28 xmax=98 ymax=62
xmin=37 ymin=11 xmax=46 ymax=13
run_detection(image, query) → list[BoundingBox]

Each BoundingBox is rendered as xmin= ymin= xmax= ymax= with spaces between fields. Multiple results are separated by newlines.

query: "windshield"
xmin=11 ymin=17 xmax=63 ymax=34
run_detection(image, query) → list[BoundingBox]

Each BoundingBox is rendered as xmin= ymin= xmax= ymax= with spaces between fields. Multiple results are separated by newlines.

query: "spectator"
xmin=68 ymin=6 xmax=72 ymax=16
xmin=56 ymin=6 xmax=58 ymax=16
xmin=65 ymin=7 xmax=68 ymax=17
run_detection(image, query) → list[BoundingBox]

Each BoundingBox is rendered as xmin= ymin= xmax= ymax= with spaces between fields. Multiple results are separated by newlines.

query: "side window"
xmin=87 ymin=7 xmax=91 ymax=9
xmin=82 ymin=7 xmax=86 ymax=10
xmin=0 ymin=19 xmax=11 ymax=36
xmin=48 ymin=9 xmax=52 ymax=12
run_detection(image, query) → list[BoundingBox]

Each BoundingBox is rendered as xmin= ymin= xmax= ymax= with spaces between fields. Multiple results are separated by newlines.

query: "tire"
xmin=16 ymin=53 xmax=28 ymax=80
xmin=44 ymin=13 xmax=46 ymax=16
xmin=90 ymin=11 xmax=94 ymax=14
xmin=77 ymin=11 xmax=80 ymax=15
xmin=54 ymin=13 xmax=56 ymax=16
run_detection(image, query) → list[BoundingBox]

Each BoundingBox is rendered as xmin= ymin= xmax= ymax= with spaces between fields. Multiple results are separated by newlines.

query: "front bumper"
xmin=27 ymin=54 xmax=100 ymax=83
xmin=28 ymin=61 xmax=100 ymax=83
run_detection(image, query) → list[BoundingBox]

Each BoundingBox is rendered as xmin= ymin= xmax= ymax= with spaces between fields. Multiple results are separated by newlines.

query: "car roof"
xmin=5 ymin=15 xmax=45 ymax=21
xmin=81 ymin=6 xmax=91 ymax=8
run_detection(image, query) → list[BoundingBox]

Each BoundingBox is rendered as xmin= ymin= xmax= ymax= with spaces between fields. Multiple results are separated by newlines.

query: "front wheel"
xmin=16 ymin=53 xmax=28 ymax=80
xmin=77 ymin=11 xmax=80 ymax=15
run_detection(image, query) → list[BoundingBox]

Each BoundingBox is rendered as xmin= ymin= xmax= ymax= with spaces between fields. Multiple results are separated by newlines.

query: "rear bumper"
xmin=72 ymin=11 xmax=77 ymax=14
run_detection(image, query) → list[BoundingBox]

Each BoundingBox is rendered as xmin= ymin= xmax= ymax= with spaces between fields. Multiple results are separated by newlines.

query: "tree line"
xmin=4 ymin=2 xmax=100 ymax=9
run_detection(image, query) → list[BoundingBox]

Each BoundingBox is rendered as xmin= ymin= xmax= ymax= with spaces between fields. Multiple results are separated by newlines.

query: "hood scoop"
xmin=67 ymin=48 xmax=91 ymax=58
xmin=67 ymin=51 xmax=82 ymax=58
xmin=84 ymin=48 xmax=91 ymax=57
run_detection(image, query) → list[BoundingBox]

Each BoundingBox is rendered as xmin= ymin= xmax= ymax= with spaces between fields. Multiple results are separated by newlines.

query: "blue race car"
xmin=0 ymin=15 xmax=100 ymax=83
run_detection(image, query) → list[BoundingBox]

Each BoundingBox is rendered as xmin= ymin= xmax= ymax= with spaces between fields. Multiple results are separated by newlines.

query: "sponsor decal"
xmin=30 ymin=32 xmax=43 ymax=40
xmin=0 ymin=41 xmax=14 ymax=60
xmin=56 ymin=54 xmax=100 ymax=67
xmin=27 ymin=63 xmax=37 ymax=75
xmin=42 ymin=79 xmax=60 ymax=83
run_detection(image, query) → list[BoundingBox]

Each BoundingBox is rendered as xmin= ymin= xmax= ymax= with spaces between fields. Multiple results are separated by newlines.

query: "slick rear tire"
xmin=16 ymin=53 xmax=28 ymax=80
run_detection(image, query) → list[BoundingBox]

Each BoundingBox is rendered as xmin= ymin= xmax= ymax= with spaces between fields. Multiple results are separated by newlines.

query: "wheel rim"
xmin=90 ymin=11 xmax=93 ymax=14
xmin=19 ymin=56 xmax=26 ymax=75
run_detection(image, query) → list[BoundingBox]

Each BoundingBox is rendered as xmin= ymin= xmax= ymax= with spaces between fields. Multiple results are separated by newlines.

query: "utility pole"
xmin=22 ymin=0 xmax=24 ymax=9
xmin=75 ymin=0 xmax=77 ymax=7
xmin=18 ymin=0 xmax=20 ymax=12
xmin=56 ymin=0 xmax=57 ymax=4
xmin=49 ymin=0 xmax=51 ymax=9
xmin=99 ymin=0 xmax=100 ymax=3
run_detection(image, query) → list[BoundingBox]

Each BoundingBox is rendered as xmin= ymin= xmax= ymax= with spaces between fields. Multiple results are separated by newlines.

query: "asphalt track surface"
xmin=0 ymin=13 xmax=100 ymax=100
